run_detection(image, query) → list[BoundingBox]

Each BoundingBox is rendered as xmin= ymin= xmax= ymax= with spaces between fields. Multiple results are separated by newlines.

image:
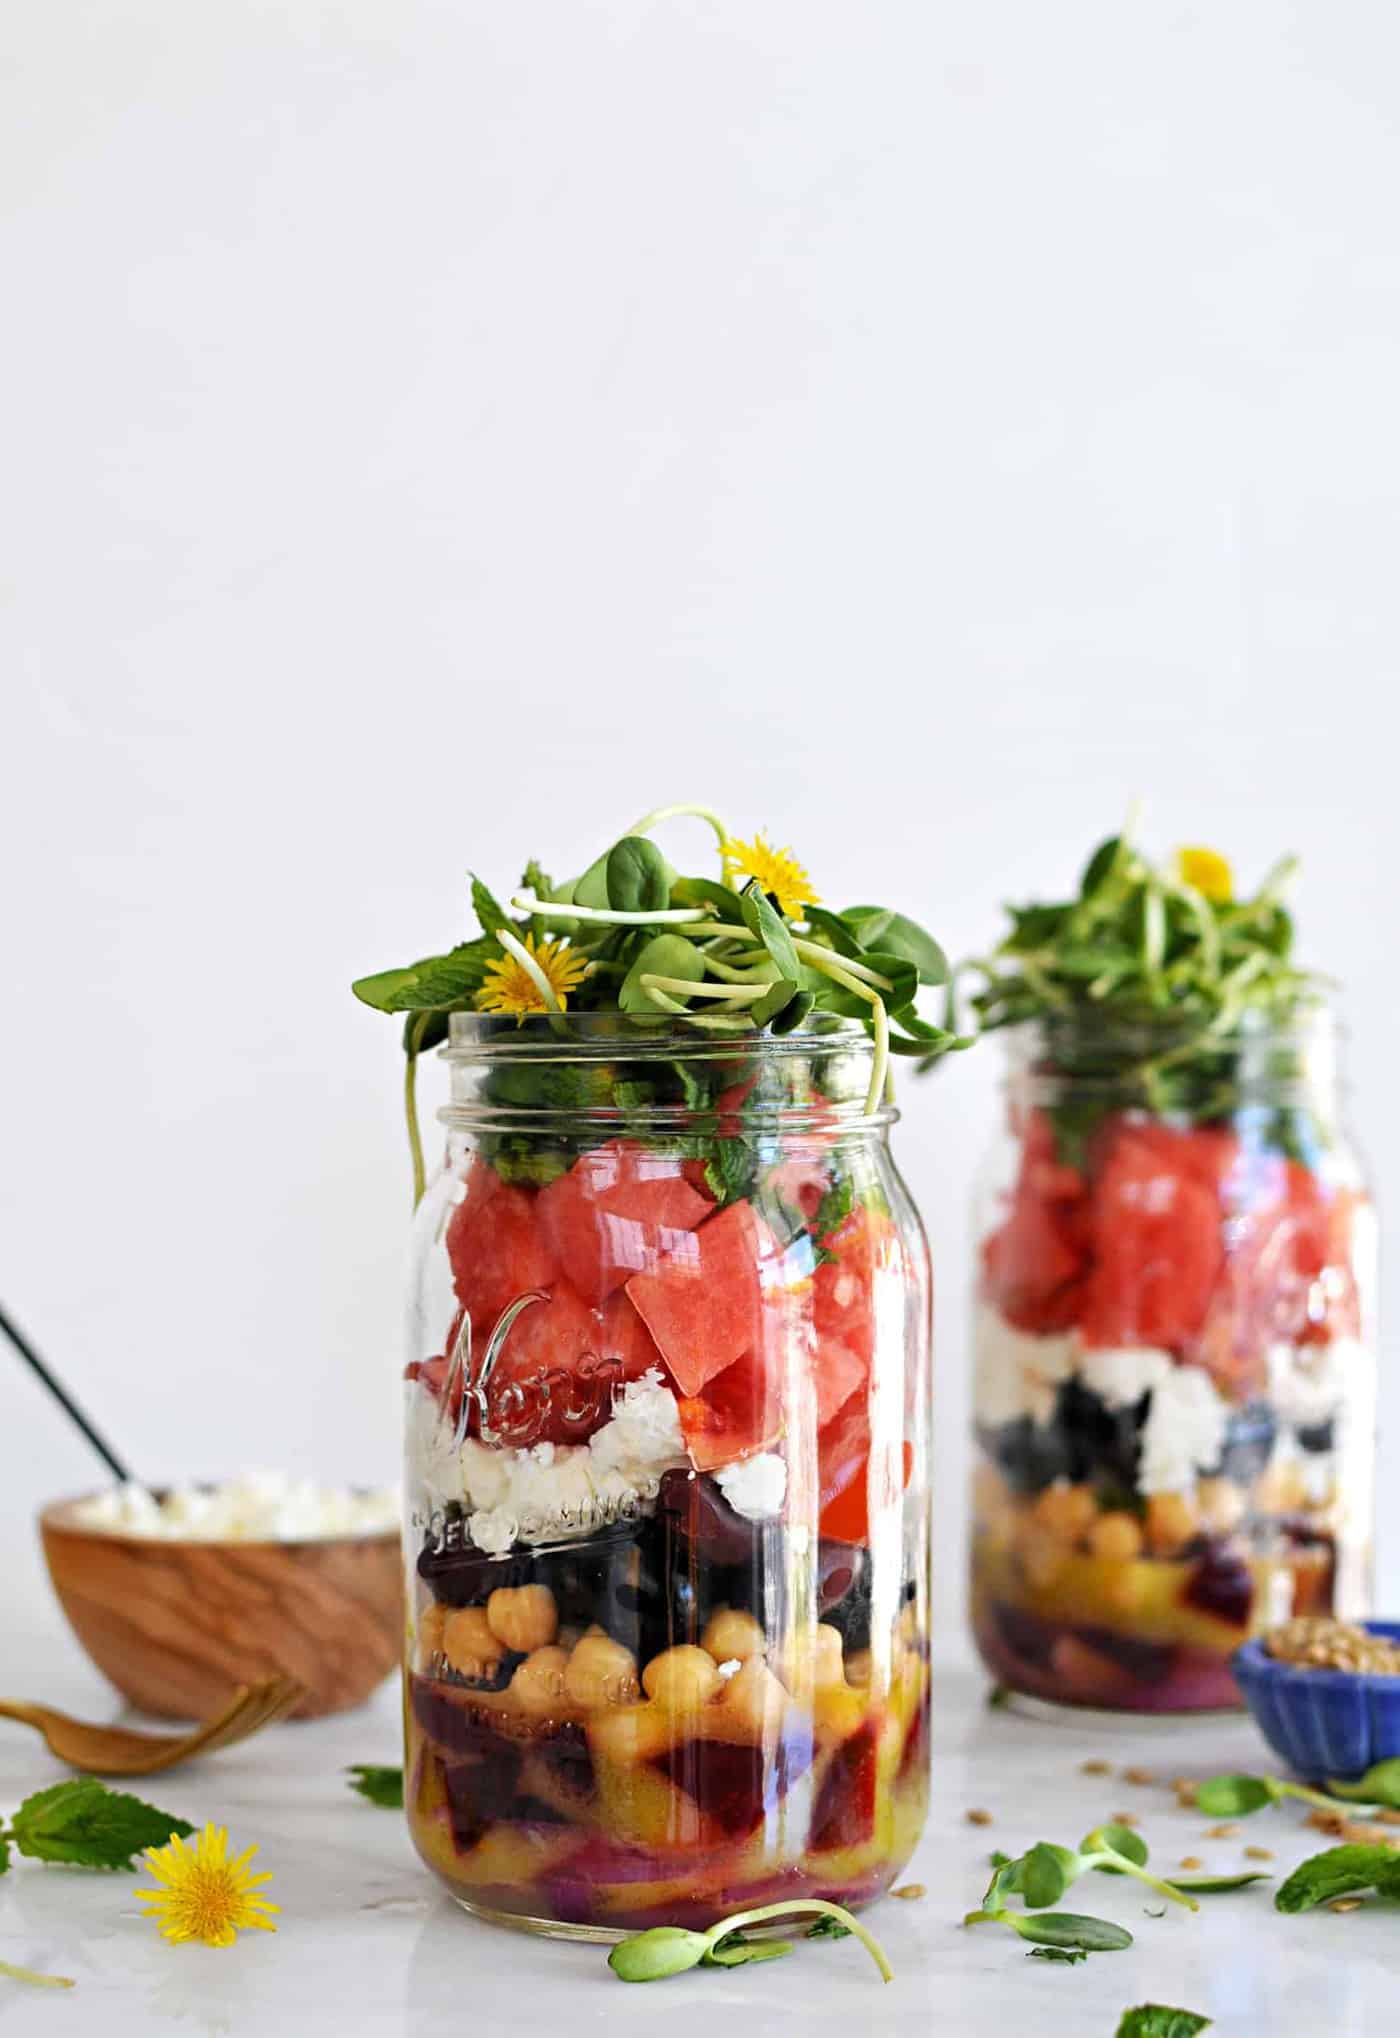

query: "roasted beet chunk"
xmin=1182 ymin=1538 xmax=1255 ymax=1628
xmin=811 ymin=1720 xmax=879 ymax=1851
xmin=655 ymin=1725 xmax=814 ymax=1838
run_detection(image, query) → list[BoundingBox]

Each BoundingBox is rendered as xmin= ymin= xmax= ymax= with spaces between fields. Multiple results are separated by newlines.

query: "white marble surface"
xmin=2 ymin=1587 xmax=1396 ymax=2036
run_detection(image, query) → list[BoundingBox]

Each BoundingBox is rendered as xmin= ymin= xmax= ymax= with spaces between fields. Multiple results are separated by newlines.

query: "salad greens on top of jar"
xmin=354 ymin=804 xmax=955 ymax=1935
xmin=964 ymin=829 xmax=1376 ymax=1714
xmin=354 ymin=800 xmax=969 ymax=1204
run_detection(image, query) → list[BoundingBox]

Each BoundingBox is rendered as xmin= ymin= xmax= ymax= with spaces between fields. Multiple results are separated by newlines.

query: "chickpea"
xmin=441 ymin=1606 xmax=504 ymax=1681
xmin=563 ymin=1634 xmax=641 ymax=1709
xmin=776 ymin=1623 xmax=846 ymax=1695
xmin=701 ymin=1608 xmax=766 ymax=1663
xmin=719 ymin=1658 xmax=788 ymax=1734
xmin=642 ymin=1645 xmax=722 ymax=1710
xmin=1145 ymin=1490 xmax=1200 ymax=1556
xmin=487 ymin=1584 xmax=559 ymax=1654
xmin=1088 ymin=1511 xmax=1144 ymax=1563
xmin=1033 ymin=1481 xmax=1097 ymax=1543
xmin=1020 ymin=1538 xmax=1069 ymax=1591
xmin=511 ymin=1645 xmax=570 ymax=1714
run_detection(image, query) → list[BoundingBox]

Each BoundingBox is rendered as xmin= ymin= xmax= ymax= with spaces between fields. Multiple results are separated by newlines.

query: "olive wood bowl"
xmin=39 ymin=1495 xmax=402 ymax=1720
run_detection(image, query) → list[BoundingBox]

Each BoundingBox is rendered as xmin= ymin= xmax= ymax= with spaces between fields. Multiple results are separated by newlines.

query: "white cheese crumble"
xmin=1137 ymin=1366 xmax=1229 ymax=1494
xmin=973 ymin=1308 xmax=1075 ymax=1428
xmin=73 ymin=1473 xmax=399 ymax=1542
xmin=1266 ymin=1338 xmax=1358 ymax=1433
xmin=407 ymin=1367 xmax=688 ymax=1552
xmin=1077 ymin=1344 xmax=1173 ymax=1411
xmin=715 ymin=1451 xmax=788 ymax=1521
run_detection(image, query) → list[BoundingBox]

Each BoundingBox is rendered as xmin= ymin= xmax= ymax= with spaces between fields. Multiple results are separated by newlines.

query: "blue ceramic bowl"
xmin=1233 ymin=1621 xmax=1400 ymax=1781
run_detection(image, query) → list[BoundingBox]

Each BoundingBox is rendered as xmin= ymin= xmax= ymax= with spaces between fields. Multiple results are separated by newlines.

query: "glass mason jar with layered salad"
xmin=969 ymin=997 xmax=1376 ymax=1714
xmin=401 ymin=1013 xmax=931 ymax=1933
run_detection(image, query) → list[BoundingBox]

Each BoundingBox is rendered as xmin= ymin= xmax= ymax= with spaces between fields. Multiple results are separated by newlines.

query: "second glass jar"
xmin=969 ymin=1008 xmax=1376 ymax=1713
xmin=402 ymin=1014 xmax=931 ymax=1932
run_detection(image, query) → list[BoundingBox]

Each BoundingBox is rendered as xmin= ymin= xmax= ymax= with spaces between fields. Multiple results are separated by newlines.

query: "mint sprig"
xmin=346 ymin=1764 xmax=403 ymax=1809
xmin=2 ymin=1778 xmax=193 ymax=1872
xmin=1116 ymin=2009 xmax=1212 ymax=2038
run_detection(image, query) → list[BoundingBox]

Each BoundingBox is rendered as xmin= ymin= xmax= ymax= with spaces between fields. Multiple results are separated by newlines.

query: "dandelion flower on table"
xmin=721 ymin=832 xmax=820 ymax=918
xmin=137 ymin=1824 xmax=278 ymax=1948
xmin=476 ymin=932 xmax=589 ymax=1020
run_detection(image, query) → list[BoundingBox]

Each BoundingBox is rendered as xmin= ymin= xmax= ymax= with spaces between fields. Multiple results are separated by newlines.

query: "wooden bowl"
xmin=39 ymin=1495 xmax=402 ymax=1720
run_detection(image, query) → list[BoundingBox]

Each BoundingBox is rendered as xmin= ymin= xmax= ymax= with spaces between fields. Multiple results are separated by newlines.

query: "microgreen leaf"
xmin=1171 ymin=1872 xmax=1272 ymax=1895
xmin=805 ymin=1916 xmax=853 ymax=1941
xmin=608 ymin=1926 xmax=712 ymax=1982
xmin=702 ymin=1934 xmax=795 ymax=1968
xmin=346 ymin=1764 xmax=403 ymax=1809
xmin=740 ymin=880 xmax=801 ymax=980
xmin=1006 ymin=1911 xmax=1133 ymax=1952
xmin=9 ymin=1780 xmax=194 ymax=1871
xmin=1028 ymin=1945 xmax=1088 ymax=1964
xmin=844 ymin=907 xmax=949 ymax=985
xmin=0 ymin=1832 xmax=10 ymax=1876
xmin=670 ymin=875 xmax=747 ymax=924
xmin=1275 ymin=1845 xmax=1400 ymax=1913
xmin=1194 ymin=1775 xmax=1280 ymax=1818
xmin=619 ymin=934 xmax=706 ymax=1016
xmin=751 ymin=979 xmax=801 ymax=1027
xmin=1115 ymin=2008 xmax=1212 ymax=2038
xmin=609 ymin=1899 xmax=891 ymax=1984
xmin=1083 ymin=1823 xmax=1150 ymax=1872
xmin=1016 ymin=1842 xmax=1077 ymax=1908
xmin=1327 ymin=1758 xmax=1400 ymax=1808
xmin=606 ymin=836 xmax=673 ymax=916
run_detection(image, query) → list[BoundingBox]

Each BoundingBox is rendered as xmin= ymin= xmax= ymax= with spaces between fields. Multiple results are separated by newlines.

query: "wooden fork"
xmin=0 ymin=1676 xmax=306 ymax=1776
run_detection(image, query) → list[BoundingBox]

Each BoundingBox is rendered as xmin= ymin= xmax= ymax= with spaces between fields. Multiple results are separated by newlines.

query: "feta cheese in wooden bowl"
xmin=39 ymin=1474 xmax=401 ymax=1720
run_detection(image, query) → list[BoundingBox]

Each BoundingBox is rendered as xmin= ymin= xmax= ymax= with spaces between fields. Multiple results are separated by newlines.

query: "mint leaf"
xmin=1115 ymin=2009 xmax=1212 ymax=2038
xmin=805 ymin=1915 xmax=853 ymax=1941
xmin=1028 ymin=1946 xmax=1086 ymax=1965
xmin=347 ymin=1764 xmax=403 ymax=1809
xmin=469 ymin=873 xmax=513 ymax=941
xmin=10 ymin=1780 xmax=193 ymax=1870
xmin=352 ymin=941 xmax=495 ymax=1013
xmin=1275 ymin=1845 xmax=1400 ymax=1913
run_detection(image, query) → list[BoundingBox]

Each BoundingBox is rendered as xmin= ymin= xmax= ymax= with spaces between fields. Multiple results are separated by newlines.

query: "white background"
xmin=2 ymin=1 xmax=1397 ymax=1657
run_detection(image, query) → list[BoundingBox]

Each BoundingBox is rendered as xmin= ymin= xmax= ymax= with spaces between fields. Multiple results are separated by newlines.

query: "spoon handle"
xmin=0 ymin=1302 xmax=131 ymax=1483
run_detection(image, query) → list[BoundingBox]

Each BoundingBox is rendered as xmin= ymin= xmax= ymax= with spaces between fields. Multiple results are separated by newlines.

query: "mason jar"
xmin=401 ymin=1013 xmax=931 ymax=1933
xmin=968 ymin=1005 xmax=1376 ymax=1713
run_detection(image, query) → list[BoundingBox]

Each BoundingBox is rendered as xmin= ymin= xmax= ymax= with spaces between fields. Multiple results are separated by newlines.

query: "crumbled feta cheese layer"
xmin=973 ymin=1308 xmax=1075 ymax=1428
xmin=1077 ymin=1344 xmax=1173 ymax=1411
xmin=1137 ymin=1366 xmax=1229 ymax=1494
xmin=407 ymin=1367 xmax=688 ymax=1552
xmin=1267 ymin=1337 xmax=1361 ymax=1433
xmin=73 ymin=1473 xmax=399 ymax=1542
xmin=715 ymin=1452 xmax=787 ymax=1521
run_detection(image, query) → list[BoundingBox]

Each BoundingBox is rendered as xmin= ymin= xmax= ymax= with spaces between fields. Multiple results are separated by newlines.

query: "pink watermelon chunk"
xmin=625 ymin=1200 xmax=774 ymax=1397
xmin=445 ymin=1179 xmax=557 ymax=1331
xmin=537 ymin=1140 xmax=710 ymax=1305
xmin=813 ymin=1335 xmax=866 ymax=1428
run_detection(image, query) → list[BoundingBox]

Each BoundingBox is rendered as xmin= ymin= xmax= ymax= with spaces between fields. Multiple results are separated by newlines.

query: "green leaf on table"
xmin=606 ymin=835 xmax=673 ymax=916
xmin=1008 ymin=1911 xmax=1133 ymax=1952
xmin=740 ymin=880 xmax=800 ymax=980
xmin=352 ymin=941 xmax=495 ymax=1013
xmin=806 ymin=1915 xmax=853 ymax=1941
xmin=1194 ymin=1775 xmax=1278 ymax=1818
xmin=1027 ymin=1945 xmax=1087 ymax=1965
xmin=469 ymin=872 xmax=513 ymax=941
xmin=0 ymin=1831 xmax=10 ymax=1875
xmin=1172 ymin=1871 xmax=1272 ymax=1895
xmin=844 ymin=907 xmax=950 ymax=984
xmin=1016 ymin=1843 xmax=1077 ymax=1908
xmin=1114 ymin=2008 xmax=1212 ymax=2038
xmin=1086 ymin=1822 xmax=1150 ymax=1873
xmin=1327 ymin=1757 xmax=1400 ymax=1808
xmin=346 ymin=1764 xmax=404 ymax=1809
xmin=1275 ymin=1845 xmax=1400 ymax=1913
xmin=9 ymin=1780 xmax=193 ymax=1871
xmin=608 ymin=1926 xmax=711 ymax=1983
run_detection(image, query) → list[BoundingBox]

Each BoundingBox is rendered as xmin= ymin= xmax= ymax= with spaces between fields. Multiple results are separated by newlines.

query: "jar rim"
xmin=441 ymin=1008 xmax=873 ymax=1064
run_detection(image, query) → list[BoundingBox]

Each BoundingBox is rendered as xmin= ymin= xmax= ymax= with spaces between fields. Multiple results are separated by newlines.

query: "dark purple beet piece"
xmin=810 ymin=1721 xmax=878 ymax=1851
xmin=538 ymin=1727 xmax=595 ymax=1804
xmin=1182 ymin=1538 xmax=1255 ymax=1628
xmin=654 ymin=1726 xmax=814 ymax=1838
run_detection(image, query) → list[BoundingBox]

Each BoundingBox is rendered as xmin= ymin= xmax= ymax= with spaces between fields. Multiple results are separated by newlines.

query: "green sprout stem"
xmin=510 ymin=890 xmax=713 ymax=927
xmin=0 ymin=1961 xmax=74 ymax=1990
xmin=405 ymin=1045 xmax=426 ymax=1209
xmin=641 ymin=976 xmax=769 ymax=1001
xmin=703 ymin=1900 xmax=892 ymax=1983
xmin=626 ymin=802 xmax=733 ymax=849
xmin=1090 ymin=1851 xmax=1198 ymax=1913
xmin=794 ymin=945 xmax=890 ymax=1114
xmin=792 ymin=938 xmax=894 ymax=993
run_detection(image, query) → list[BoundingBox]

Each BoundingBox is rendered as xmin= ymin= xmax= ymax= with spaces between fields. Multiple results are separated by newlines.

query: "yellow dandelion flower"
xmin=477 ymin=930 xmax=589 ymax=1021
xmin=137 ymin=1824 xmax=278 ymax=1949
xmin=721 ymin=832 xmax=820 ymax=918
xmin=1174 ymin=845 xmax=1233 ymax=904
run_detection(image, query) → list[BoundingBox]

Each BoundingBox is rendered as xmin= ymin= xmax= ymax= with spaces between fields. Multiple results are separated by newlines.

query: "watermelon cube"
xmin=625 ymin=1200 xmax=775 ymax=1397
xmin=445 ymin=1178 xmax=557 ymax=1331
xmin=538 ymin=1140 xmax=709 ymax=1305
xmin=676 ymin=1343 xmax=784 ymax=1471
xmin=1079 ymin=1122 xmax=1225 ymax=1350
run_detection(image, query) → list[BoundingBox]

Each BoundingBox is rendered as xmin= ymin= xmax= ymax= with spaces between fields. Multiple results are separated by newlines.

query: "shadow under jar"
xmin=401 ymin=1013 xmax=931 ymax=1936
xmin=969 ymin=1005 xmax=1377 ymax=1714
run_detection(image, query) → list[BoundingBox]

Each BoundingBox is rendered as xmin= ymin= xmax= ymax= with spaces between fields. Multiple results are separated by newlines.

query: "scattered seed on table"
xmin=1081 ymin=1759 xmax=1111 ymax=1776
xmin=1111 ymin=1812 xmax=1140 ymax=1829
xmin=1178 ymin=1856 xmax=1203 ymax=1870
xmin=1122 ymin=1767 xmax=1154 ymax=1786
xmin=1206 ymin=1824 xmax=1240 ymax=1839
xmin=1330 ymin=1898 xmax=1365 ymax=1914
xmin=1171 ymin=1777 xmax=1199 ymax=1794
xmin=966 ymin=1808 xmax=993 ymax=1826
xmin=891 ymin=1883 xmax=926 ymax=1901
xmin=1245 ymin=1846 xmax=1274 ymax=1862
